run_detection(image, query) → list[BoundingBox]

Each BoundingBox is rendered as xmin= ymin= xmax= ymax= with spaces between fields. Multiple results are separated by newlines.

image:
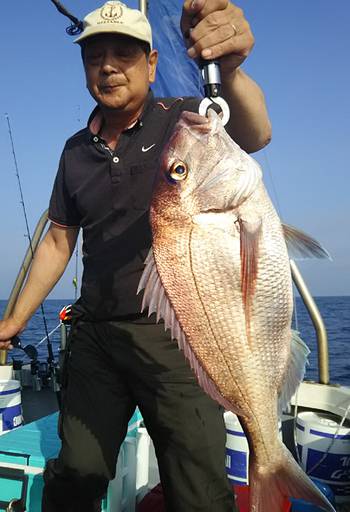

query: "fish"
xmin=138 ymin=110 xmax=334 ymax=512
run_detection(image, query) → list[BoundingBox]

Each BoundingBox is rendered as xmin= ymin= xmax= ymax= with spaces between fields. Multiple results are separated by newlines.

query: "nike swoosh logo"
xmin=142 ymin=144 xmax=156 ymax=152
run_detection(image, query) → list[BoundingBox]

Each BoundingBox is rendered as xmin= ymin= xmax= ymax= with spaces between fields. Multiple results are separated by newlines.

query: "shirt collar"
xmin=87 ymin=89 xmax=155 ymax=138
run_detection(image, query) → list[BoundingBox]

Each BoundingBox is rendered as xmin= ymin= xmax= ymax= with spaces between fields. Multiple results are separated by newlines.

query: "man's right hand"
xmin=0 ymin=224 xmax=79 ymax=353
xmin=0 ymin=317 xmax=26 ymax=350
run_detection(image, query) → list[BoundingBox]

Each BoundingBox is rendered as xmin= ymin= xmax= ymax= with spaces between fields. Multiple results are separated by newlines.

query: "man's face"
xmin=83 ymin=34 xmax=157 ymax=112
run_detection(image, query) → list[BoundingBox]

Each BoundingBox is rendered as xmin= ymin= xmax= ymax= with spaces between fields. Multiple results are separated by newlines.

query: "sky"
xmin=0 ymin=0 xmax=349 ymax=301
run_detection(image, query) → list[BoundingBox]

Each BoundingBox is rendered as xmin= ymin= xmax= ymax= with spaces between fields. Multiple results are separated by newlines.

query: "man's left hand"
xmin=181 ymin=0 xmax=254 ymax=77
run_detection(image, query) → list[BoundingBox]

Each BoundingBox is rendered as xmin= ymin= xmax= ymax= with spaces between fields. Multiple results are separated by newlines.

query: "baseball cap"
xmin=74 ymin=1 xmax=152 ymax=49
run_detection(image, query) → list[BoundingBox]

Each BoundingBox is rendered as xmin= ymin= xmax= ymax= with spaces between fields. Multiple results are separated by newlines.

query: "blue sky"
xmin=0 ymin=0 xmax=349 ymax=300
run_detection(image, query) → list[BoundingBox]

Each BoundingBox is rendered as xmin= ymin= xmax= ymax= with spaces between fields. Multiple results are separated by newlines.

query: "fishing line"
xmin=292 ymin=278 xmax=300 ymax=334
xmin=18 ymin=324 xmax=62 ymax=363
xmin=5 ymin=114 xmax=55 ymax=367
xmin=262 ymin=147 xmax=303 ymax=334
xmin=73 ymin=248 xmax=79 ymax=301
xmin=263 ymin=148 xmax=307 ymax=469
xmin=261 ymin=147 xmax=283 ymax=219
xmin=292 ymin=386 xmax=302 ymax=465
xmin=34 ymin=324 xmax=61 ymax=350
xmin=72 ymin=105 xmax=81 ymax=302
xmin=293 ymin=385 xmax=350 ymax=474
xmin=306 ymin=402 xmax=350 ymax=476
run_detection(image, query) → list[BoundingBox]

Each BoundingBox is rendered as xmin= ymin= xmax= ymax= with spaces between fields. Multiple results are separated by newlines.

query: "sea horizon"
xmin=0 ymin=296 xmax=349 ymax=386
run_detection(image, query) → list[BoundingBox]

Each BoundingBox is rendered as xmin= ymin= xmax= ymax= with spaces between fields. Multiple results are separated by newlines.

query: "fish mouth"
xmin=178 ymin=111 xmax=212 ymax=135
xmin=180 ymin=111 xmax=210 ymax=125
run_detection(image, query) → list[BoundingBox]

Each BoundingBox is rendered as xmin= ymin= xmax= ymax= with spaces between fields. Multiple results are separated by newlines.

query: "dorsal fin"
xmin=282 ymin=224 xmax=331 ymax=260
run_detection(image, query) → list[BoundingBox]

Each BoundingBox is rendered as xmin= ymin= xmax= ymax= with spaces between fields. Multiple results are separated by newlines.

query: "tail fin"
xmin=249 ymin=444 xmax=335 ymax=512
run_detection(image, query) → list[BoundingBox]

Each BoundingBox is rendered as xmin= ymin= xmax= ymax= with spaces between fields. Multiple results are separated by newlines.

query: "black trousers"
xmin=42 ymin=319 xmax=235 ymax=511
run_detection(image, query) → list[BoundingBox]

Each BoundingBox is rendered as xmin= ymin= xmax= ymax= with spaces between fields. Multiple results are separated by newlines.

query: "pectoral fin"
xmin=239 ymin=218 xmax=263 ymax=321
xmin=282 ymin=224 xmax=331 ymax=260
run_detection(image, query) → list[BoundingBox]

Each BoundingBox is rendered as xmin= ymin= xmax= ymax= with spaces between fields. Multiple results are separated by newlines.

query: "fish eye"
xmin=168 ymin=161 xmax=188 ymax=182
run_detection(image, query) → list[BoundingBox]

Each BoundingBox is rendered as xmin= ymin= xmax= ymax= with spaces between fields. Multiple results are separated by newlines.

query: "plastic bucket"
xmin=224 ymin=412 xmax=250 ymax=486
xmin=0 ymin=380 xmax=22 ymax=435
xmin=296 ymin=411 xmax=350 ymax=504
xmin=224 ymin=411 xmax=282 ymax=486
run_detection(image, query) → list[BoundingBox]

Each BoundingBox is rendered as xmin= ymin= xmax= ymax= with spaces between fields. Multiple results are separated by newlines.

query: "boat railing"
xmin=0 ymin=211 xmax=330 ymax=383
xmin=290 ymin=260 xmax=330 ymax=385
xmin=0 ymin=209 xmax=49 ymax=366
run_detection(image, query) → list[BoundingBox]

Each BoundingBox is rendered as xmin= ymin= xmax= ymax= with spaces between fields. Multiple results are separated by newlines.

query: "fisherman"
xmin=0 ymin=1 xmax=271 ymax=511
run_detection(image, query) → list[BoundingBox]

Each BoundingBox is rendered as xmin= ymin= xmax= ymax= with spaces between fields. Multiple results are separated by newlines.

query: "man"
xmin=0 ymin=1 xmax=271 ymax=511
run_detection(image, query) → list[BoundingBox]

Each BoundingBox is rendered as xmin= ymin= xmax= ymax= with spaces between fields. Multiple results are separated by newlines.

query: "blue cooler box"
xmin=290 ymin=478 xmax=335 ymax=511
xmin=0 ymin=410 xmax=142 ymax=511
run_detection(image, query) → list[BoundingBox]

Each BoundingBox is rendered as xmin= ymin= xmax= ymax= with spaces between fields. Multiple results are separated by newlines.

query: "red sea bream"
xmin=138 ymin=110 xmax=333 ymax=512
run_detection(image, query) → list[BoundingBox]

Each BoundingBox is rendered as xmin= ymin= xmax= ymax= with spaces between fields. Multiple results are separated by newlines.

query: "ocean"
xmin=0 ymin=296 xmax=349 ymax=386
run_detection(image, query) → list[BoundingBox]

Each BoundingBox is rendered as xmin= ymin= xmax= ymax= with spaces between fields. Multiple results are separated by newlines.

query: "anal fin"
xmin=278 ymin=330 xmax=310 ymax=414
xmin=138 ymin=248 xmax=244 ymax=416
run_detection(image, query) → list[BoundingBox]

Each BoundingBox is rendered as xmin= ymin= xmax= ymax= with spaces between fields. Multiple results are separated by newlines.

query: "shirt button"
xmin=113 ymin=156 xmax=119 ymax=163
xmin=93 ymin=136 xmax=99 ymax=143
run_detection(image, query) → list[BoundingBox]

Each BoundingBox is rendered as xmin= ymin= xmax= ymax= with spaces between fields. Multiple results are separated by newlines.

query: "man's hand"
xmin=181 ymin=0 xmax=254 ymax=76
xmin=0 ymin=317 xmax=26 ymax=350
xmin=181 ymin=1 xmax=271 ymax=153
xmin=0 ymin=224 xmax=78 ymax=355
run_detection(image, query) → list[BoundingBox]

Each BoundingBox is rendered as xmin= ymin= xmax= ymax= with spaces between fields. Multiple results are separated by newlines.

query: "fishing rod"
xmin=49 ymin=0 xmax=83 ymax=35
xmin=5 ymin=115 xmax=57 ymax=384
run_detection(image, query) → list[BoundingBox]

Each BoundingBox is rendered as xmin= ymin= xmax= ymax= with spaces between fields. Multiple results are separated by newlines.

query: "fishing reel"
xmin=11 ymin=336 xmax=38 ymax=361
xmin=11 ymin=336 xmax=39 ymax=383
xmin=11 ymin=335 xmax=58 ymax=392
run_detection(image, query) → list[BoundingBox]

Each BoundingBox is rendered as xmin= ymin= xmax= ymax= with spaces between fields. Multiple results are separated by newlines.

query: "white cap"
xmin=74 ymin=1 xmax=152 ymax=49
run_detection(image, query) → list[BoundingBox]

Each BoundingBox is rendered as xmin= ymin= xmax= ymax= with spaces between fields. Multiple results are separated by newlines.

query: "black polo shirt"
xmin=49 ymin=91 xmax=200 ymax=320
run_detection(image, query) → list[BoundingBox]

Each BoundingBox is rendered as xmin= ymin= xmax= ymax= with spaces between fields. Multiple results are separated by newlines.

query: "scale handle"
xmin=200 ymin=60 xmax=222 ymax=98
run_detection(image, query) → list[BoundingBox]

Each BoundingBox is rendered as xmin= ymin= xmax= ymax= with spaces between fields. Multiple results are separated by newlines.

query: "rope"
xmin=49 ymin=0 xmax=83 ymax=36
xmin=306 ymin=403 xmax=350 ymax=476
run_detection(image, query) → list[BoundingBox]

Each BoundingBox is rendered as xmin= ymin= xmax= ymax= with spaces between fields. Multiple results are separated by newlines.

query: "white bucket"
xmin=107 ymin=437 xmax=137 ymax=512
xmin=136 ymin=427 xmax=151 ymax=502
xmin=224 ymin=411 xmax=282 ymax=486
xmin=224 ymin=412 xmax=250 ymax=485
xmin=297 ymin=411 xmax=350 ymax=504
xmin=0 ymin=380 xmax=23 ymax=435
xmin=0 ymin=365 xmax=14 ymax=381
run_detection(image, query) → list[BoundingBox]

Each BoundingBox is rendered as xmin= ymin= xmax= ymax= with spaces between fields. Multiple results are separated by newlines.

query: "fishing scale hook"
xmin=199 ymin=60 xmax=230 ymax=126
